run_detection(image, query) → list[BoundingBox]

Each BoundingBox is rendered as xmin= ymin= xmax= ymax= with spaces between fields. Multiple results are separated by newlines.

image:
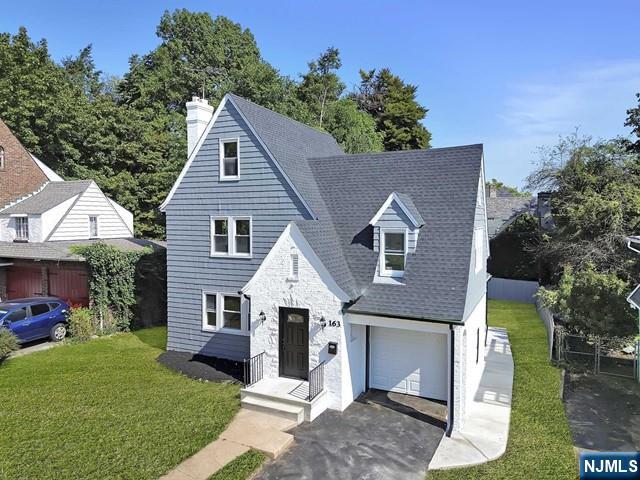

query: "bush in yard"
xmin=71 ymin=242 xmax=150 ymax=332
xmin=68 ymin=307 xmax=97 ymax=342
xmin=0 ymin=328 xmax=19 ymax=359
xmin=537 ymin=264 xmax=637 ymax=336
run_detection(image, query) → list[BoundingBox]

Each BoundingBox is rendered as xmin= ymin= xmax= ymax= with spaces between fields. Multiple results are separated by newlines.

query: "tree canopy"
xmin=0 ymin=10 xmax=432 ymax=237
xmin=527 ymin=132 xmax=640 ymax=336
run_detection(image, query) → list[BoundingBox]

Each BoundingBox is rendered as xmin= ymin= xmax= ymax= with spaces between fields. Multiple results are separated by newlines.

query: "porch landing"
xmin=241 ymin=377 xmax=328 ymax=424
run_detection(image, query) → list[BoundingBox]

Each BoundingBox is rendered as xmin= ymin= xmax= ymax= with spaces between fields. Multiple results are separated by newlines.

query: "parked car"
xmin=0 ymin=297 xmax=70 ymax=343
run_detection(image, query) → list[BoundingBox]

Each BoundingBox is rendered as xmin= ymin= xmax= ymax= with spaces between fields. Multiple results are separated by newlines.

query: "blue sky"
xmin=2 ymin=0 xmax=639 ymax=188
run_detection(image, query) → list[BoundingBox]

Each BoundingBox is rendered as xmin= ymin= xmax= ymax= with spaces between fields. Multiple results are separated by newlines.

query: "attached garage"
xmin=370 ymin=326 xmax=448 ymax=401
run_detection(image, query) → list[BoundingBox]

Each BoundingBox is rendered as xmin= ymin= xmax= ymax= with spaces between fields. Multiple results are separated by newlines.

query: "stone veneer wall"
xmin=245 ymin=229 xmax=348 ymax=411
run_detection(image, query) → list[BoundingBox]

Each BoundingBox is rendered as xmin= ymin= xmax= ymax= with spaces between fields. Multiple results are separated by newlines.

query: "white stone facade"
xmin=452 ymin=294 xmax=487 ymax=431
xmin=244 ymin=224 xmax=350 ymax=411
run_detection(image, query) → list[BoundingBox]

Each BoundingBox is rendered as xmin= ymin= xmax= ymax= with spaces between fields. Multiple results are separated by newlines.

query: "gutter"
xmin=446 ymin=324 xmax=455 ymax=436
xmin=626 ymin=238 xmax=640 ymax=254
xmin=347 ymin=309 xmax=463 ymax=326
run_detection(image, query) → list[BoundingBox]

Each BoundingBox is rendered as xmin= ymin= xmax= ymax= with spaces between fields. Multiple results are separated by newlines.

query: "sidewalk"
xmin=429 ymin=326 xmax=514 ymax=470
xmin=160 ymin=409 xmax=296 ymax=480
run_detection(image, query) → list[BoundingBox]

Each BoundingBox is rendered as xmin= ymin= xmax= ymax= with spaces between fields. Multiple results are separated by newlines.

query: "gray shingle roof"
xmin=0 ymin=238 xmax=164 ymax=262
xmin=393 ymin=192 xmax=425 ymax=227
xmin=228 ymin=93 xmax=344 ymax=218
xmin=224 ymin=95 xmax=484 ymax=322
xmin=305 ymin=145 xmax=484 ymax=322
xmin=0 ymin=180 xmax=92 ymax=214
xmin=486 ymin=195 xmax=535 ymax=239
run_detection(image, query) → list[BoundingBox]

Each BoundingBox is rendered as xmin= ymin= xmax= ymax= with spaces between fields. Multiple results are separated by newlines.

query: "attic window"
xmin=380 ymin=229 xmax=406 ymax=277
xmin=220 ymin=138 xmax=240 ymax=180
xmin=0 ymin=146 xmax=4 ymax=169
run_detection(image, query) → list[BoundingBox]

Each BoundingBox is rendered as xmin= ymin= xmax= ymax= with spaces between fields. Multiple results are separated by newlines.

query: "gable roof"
xmin=369 ymin=191 xmax=425 ymax=227
xmin=160 ymin=93 xmax=344 ymax=213
xmin=0 ymin=180 xmax=92 ymax=215
xmin=305 ymin=145 xmax=484 ymax=322
xmin=486 ymin=195 xmax=535 ymax=239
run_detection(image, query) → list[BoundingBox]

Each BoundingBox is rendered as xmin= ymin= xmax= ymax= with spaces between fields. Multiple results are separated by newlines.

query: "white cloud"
xmin=487 ymin=60 xmax=640 ymax=187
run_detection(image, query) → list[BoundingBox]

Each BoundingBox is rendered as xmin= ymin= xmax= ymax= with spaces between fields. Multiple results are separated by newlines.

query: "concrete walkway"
xmin=10 ymin=340 xmax=56 ymax=358
xmin=160 ymin=409 xmax=296 ymax=480
xmin=429 ymin=327 xmax=514 ymax=470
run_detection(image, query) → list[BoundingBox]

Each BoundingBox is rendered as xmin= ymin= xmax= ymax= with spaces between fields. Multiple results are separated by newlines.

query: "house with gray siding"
xmin=161 ymin=93 xmax=489 ymax=433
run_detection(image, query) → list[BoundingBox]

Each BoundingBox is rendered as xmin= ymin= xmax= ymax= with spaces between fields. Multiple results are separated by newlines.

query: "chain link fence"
xmin=554 ymin=328 xmax=639 ymax=380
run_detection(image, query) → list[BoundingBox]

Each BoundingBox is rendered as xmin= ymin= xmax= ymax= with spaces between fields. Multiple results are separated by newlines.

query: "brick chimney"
xmin=186 ymin=96 xmax=214 ymax=157
xmin=489 ymin=185 xmax=498 ymax=198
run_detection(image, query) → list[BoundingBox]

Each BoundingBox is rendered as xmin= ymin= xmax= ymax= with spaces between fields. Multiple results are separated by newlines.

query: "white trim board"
xmin=160 ymin=93 xmax=317 ymax=219
xmin=369 ymin=192 xmax=423 ymax=228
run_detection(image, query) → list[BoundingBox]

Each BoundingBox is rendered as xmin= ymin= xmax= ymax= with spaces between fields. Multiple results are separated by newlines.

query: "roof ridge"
xmin=307 ymin=143 xmax=484 ymax=161
xmin=227 ymin=92 xmax=337 ymax=141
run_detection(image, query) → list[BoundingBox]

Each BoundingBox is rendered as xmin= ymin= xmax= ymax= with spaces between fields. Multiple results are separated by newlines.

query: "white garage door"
xmin=370 ymin=327 xmax=448 ymax=401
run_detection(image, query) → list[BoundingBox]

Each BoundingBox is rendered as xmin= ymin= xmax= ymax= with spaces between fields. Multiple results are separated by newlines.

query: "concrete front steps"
xmin=241 ymin=377 xmax=329 ymax=424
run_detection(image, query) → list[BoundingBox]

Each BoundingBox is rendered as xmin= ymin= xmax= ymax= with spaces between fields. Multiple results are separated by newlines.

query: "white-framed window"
xmin=0 ymin=146 xmax=5 ymax=170
xmin=14 ymin=216 xmax=29 ymax=242
xmin=219 ymin=138 xmax=240 ymax=181
xmin=203 ymin=293 xmax=217 ymax=331
xmin=380 ymin=228 xmax=407 ymax=277
xmin=201 ymin=291 xmax=248 ymax=335
xmin=89 ymin=215 xmax=99 ymax=238
xmin=474 ymin=228 xmax=484 ymax=273
xmin=210 ymin=216 xmax=252 ymax=257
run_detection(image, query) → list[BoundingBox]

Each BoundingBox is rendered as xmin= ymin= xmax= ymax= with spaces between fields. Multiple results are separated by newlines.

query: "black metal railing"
xmin=308 ymin=361 xmax=325 ymax=401
xmin=243 ymin=352 xmax=264 ymax=387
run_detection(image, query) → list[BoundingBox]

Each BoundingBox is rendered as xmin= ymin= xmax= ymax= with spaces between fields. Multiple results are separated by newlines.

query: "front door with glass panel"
xmin=279 ymin=307 xmax=309 ymax=380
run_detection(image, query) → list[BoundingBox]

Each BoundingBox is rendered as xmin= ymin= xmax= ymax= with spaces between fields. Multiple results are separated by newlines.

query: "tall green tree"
xmin=351 ymin=68 xmax=431 ymax=151
xmin=297 ymin=47 xmax=344 ymax=128
xmin=324 ymin=99 xmax=383 ymax=153
xmin=526 ymin=133 xmax=640 ymax=335
xmin=625 ymin=93 xmax=640 ymax=154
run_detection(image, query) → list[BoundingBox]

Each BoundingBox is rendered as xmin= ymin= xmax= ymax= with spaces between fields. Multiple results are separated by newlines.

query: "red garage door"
xmin=49 ymin=265 xmax=89 ymax=306
xmin=6 ymin=266 xmax=43 ymax=299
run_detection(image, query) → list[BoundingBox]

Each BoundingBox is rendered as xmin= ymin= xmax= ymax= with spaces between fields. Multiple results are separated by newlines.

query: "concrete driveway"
xmin=255 ymin=399 xmax=445 ymax=480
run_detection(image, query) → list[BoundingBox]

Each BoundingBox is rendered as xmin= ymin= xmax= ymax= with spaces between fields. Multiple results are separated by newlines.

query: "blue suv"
xmin=0 ymin=297 xmax=70 ymax=343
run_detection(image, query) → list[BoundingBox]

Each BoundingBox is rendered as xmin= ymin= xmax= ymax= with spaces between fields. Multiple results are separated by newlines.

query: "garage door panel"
xmin=370 ymin=327 xmax=447 ymax=401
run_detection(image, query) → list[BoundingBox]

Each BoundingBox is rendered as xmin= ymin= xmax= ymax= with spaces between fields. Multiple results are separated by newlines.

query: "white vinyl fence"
xmin=535 ymin=298 xmax=555 ymax=360
xmin=487 ymin=277 xmax=539 ymax=304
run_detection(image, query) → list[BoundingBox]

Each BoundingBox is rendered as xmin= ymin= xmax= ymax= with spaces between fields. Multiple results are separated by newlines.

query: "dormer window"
xmin=0 ymin=146 xmax=4 ymax=169
xmin=220 ymin=138 xmax=240 ymax=180
xmin=380 ymin=229 xmax=406 ymax=277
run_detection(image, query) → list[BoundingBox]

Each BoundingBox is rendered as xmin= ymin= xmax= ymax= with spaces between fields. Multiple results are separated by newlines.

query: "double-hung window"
xmin=380 ymin=229 xmax=406 ymax=277
xmin=211 ymin=216 xmax=252 ymax=257
xmin=89 ymin=216 xmax=99 ymax=238
xmin=219 ymin=138 xmax=240 ymax=180
xmin=14 ymin=216 xmax=29 ymax=242
xmin=202 ymin=292 xmax=246 ymax=334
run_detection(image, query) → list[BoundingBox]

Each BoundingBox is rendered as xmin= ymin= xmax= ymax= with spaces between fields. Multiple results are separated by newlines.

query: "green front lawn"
xmin=0 ymin=327 xmax=241 ymax=480
xmin=430 ymin=300 xmax=577 ymax=480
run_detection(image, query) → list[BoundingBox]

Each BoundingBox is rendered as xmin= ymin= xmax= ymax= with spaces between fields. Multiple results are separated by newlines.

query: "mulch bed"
xmin=158 ymin=350 xmax=244 ymax=384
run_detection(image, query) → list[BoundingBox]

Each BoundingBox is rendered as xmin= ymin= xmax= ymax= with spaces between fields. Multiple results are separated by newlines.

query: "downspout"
xmin=446 ymin=324 xmax=455 ymax=437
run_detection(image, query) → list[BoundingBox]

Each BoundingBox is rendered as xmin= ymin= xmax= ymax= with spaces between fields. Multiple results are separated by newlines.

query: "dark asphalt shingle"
xmin=230 ymin=94 xmax=484 ymax=322
xmin=486 ymin=195 xmax=535 ymax=239
xmin=0 ymin=180 xmax=92 ymax=215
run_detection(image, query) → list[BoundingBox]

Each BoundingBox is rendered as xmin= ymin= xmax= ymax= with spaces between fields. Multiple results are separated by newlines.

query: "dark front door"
xmin=279 ymin=307 xmax=309 ymax=380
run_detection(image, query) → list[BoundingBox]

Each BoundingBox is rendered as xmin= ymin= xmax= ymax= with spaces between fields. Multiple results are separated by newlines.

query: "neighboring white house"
xmin=0 ymin=119 xmax=138 ymax=304
xmin=161 ymin=93 xmax=489 ymax=433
